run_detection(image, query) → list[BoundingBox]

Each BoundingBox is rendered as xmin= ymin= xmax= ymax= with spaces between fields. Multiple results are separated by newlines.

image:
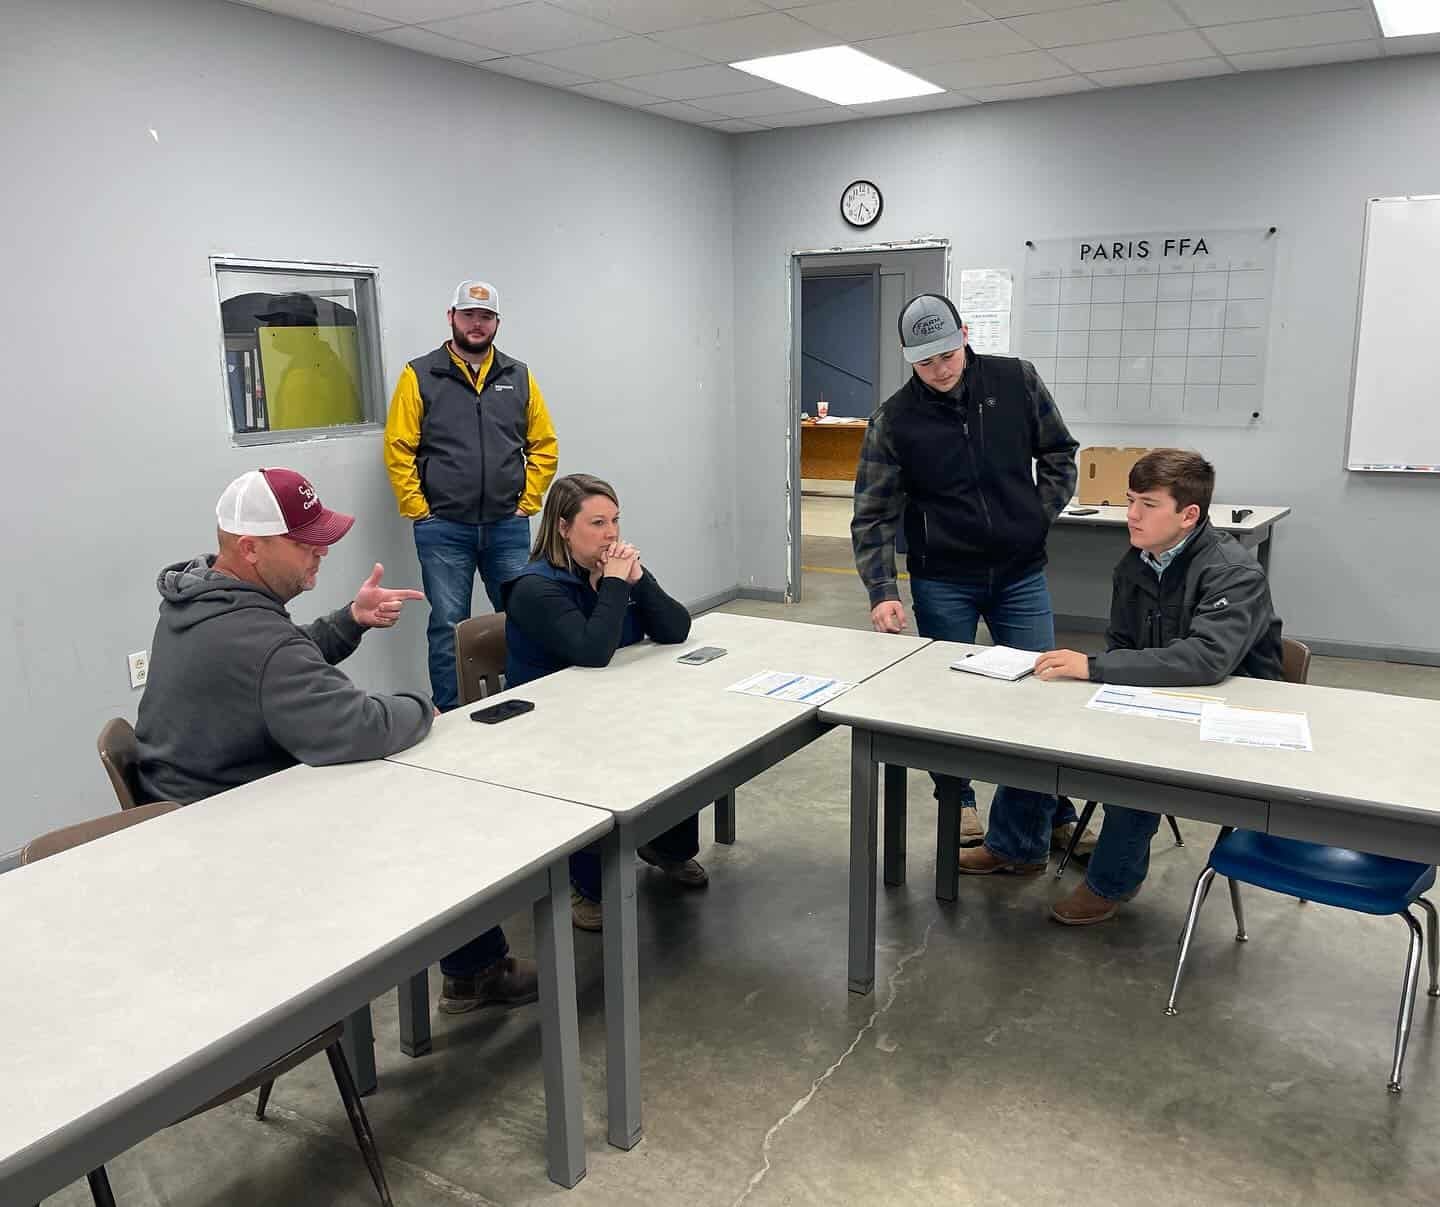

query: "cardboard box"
xmin=1078 ymin=446 xmax=1152 ymax=506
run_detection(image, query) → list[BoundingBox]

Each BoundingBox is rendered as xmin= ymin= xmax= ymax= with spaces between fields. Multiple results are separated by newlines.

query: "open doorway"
xmin=788 ymin=243 xmax=948 ymax=603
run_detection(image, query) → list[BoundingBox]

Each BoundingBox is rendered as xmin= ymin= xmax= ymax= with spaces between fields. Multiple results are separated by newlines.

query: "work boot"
xmin=637 ymin=844 xmax=709 ymax=887
xmin=570 ymin=889 xmax=603 ymax=932
xmin=958 ymin=845 xmax=1048 ymax=876
xmin=1052 ymin=821 xmax=1099 ymax=857
xmin=439 ymin=955 xmax=539 ymax=1014
xmin=1050 ymin=881 xmax=1123 ymax=926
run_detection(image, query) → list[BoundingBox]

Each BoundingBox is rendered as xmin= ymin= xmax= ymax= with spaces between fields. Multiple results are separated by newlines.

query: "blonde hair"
xmin=531 ymin=473 xmax=620 ymax=570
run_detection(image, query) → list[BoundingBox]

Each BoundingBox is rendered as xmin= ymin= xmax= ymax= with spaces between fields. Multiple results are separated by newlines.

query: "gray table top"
xmin=390 ymin=613 xmax=930 ymax=818
xmin=0 ymin=761 xmax=610 ymax=1182
xmin=820 ymin=640 xmax=1440 ymax=822
xmin=1056 ymin=503 xmax=1291 ymax=533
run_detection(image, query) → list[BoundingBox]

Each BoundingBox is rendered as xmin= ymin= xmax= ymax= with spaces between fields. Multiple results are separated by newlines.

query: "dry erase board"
xmin=1345 ymin=195 xmax=1440 ymax=473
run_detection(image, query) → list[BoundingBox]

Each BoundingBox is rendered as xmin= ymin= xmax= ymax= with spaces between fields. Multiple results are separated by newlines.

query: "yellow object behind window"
xmin=258 ymin=325 xmax=364 ymax=430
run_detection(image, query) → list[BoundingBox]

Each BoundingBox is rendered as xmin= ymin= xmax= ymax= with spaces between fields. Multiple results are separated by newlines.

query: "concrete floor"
xmin=50 ymin=552 xmax=1440 ymax=1207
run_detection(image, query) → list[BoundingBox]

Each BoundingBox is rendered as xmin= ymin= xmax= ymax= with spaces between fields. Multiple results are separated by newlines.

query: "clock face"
xmin=841 ymin=179 xmax=882 ymax=228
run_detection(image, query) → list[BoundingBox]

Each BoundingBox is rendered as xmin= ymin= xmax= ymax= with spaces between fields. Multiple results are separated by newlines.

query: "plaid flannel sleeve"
xmin=1024 ymin=359 xmax=1079 ymax=523
xmin=851 ymin=406 xmax=908 ymax=608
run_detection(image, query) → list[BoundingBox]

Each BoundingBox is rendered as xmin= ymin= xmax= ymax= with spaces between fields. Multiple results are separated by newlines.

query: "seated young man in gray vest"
xmin=1033 ymin=448 xmax=1285 ymax=926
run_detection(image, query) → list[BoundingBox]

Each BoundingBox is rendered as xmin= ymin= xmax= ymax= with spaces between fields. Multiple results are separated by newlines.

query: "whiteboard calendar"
xmin=1021 ymin=228 xmax=1276 ymax=427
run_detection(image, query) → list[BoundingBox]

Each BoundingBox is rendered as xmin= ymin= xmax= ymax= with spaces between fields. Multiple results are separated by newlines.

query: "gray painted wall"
xmin=0 ymin=0 xmax=736 ymax=854
xmin=733 ymin=57 xmax=1440 ymax=651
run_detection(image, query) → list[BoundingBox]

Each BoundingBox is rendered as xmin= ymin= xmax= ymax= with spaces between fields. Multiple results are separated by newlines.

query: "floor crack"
xmin=731 ymin=921 xmax=936 ymax=1207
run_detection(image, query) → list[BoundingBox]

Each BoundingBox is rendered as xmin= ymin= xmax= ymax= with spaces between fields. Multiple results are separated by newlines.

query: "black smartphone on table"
xmin=470 ymin=699 xmax=534 ymax=724
xmin=677 ymin=646 xmax=727 ymax=665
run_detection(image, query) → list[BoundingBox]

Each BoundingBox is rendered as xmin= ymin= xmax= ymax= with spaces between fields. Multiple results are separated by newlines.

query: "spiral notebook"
xmin=949 ymin=646 xmax=1038 ymax=682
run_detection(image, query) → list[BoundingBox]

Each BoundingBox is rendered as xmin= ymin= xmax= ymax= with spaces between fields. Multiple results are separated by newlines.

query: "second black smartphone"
xmin=470 ymin=699 xmax=535 ymax=724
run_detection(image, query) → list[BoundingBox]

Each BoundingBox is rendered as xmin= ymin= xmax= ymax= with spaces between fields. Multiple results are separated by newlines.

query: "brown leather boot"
xmin=439 ymin=956 xmax=539 ymax=1013
xmin=1050 ymin=882 xmax=1121 ymax=926
xmin=957 ymin=845 xmax=1048 ymax=876
xmin=959 ymin=806 xmax=985 ymax=848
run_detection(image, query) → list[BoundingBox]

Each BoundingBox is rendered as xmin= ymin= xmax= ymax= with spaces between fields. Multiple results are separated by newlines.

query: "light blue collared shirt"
xmin=1140 ymin=533 xmax=1191 ymax=578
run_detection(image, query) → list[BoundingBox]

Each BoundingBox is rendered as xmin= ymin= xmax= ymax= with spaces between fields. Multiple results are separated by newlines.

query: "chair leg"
xmin=1388 ymin=910 xmax=1426 ymax=1094
xmin=1054 ymin=800 xmax=1099 ymax=879
xmin=1166 ymin=815 xmax=1184 ymax=847
xmin=326 ymin=1042 xmax=394 ymax=1206
xmin=255 ymin=1079 xmax=274 ymax=1120
xmin=1418 ymin=898 xmax=1440 ymax=997
xmin=1166 ymin=866 xmax=1216 ymax=1015
xmin=1228 ymin=879 xmax=1248 ymax=942
xmin=86 ymin=1168 xmax=117 ymax=1207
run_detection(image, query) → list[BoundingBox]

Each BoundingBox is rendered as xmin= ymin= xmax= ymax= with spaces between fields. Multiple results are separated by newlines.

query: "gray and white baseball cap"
xmin=898 ymin=293 xmax=965 ymax=364
xmin=451 ymin=280 xmax=501 ymax=314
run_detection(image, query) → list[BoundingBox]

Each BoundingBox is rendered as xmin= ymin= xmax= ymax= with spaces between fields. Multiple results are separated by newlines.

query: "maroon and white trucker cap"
xmin=215 ymin=468 xmax=355 ymax=546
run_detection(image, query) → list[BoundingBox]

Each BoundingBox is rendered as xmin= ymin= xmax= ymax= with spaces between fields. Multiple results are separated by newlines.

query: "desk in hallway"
xmin=800 ymin=418 xmax=867 ymax=481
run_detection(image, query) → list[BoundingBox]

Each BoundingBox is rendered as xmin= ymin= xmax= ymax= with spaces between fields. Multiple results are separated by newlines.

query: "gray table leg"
xmin=602 ymin=825 xmax=642 ymax=1150
xmin=848 ymin=728 xmax=879 ymax=995
xmin=883 ymin=764 xmax=907 ymax=887
xmin=397 ymin=970 xmax=431 ymax=1058
xmin=714 ymin=791 xmax=736 ymax=845
xmin=1257 ymin=526 xmax=1273 ymax=574
xmin=534 ymin=860 xmax=586 ymax=1187
xmin=936 ymin=794 xmax=961 ymax=903
xmin=342 ymin=1003 xmax=377 ymax=1096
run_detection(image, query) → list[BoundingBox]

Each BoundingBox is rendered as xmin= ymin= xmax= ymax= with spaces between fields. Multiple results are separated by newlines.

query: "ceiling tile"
xmin=617 ymin=62 xmax=778 ymax=97
xmin=650 ymin=11 xmax=835 ymax=60
xmin=1382 ymin=32 xmax=1440 ymax=56
xmin=1171 ymin=0 xmax=1363 ymax=24
xmin=704 ymin=117 xmax=771 ymax=131
xmin=1229 ymin=39 xmax=1379 ymax=68
xmin=547 ymin=0 xmax=769 ymax=33
xmin=701 ymin=84 xmax=830 ymax=115
xmin=239 ymin=0 xmax=401 ymax=32
xmin=760 ymin=105 xmax=861 ymax=124
xmin=639 ymin=99 xmax=730 ymax=120
xmin=1089 ymin=56 xmax=1232 ymax=84
xmin=479 ymin=54 xmax=594 ymax=80
xmin=970 ymin=0 xmax=1110 ymax=16
xmin=926 ymin=49 xmax=1072 ymax=86
xmin=568 ymin=78 xmax=669 ymax=103
xmin=783 ymin=0 xmax=988 ymax=42
xmin=1008 ymin=0 xmax=1191 ymax=49
xmin=966 ymin=74 xmax=1097 ymax=100
xmin=850 ymin=91 xmax=978 ymax=114
xmin=855 ymin=22 xmax=1036 ymax=68
xmin=1052 ymin=29 xmax=1215 ymax=70
xmin=1205 ymin=9 xmax=1378 ymax=53
xmin=424 ymin=2 xmax=626 ymax=54
xmin=371 ymin=25 xmax=506 ymax=58
xmin=531 ymin=35 xmax=709 ymax=74
xmin=332 ymin=0 xmax=522 ymax=21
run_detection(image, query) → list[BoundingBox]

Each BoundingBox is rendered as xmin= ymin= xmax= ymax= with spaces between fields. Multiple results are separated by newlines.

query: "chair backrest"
xmin=21 ymin=800 xmax=182 ymax=866
xmin=1281 ymin=637 xmax=1312 ymax=686
xmin=455 ymin=613 xmax=507 ymax=706
xmin=97 ymin=717 xmax=143 ymax=810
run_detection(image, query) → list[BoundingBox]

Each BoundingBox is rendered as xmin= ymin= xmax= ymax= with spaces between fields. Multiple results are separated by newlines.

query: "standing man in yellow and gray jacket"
xmin=384 ymin=280 xmax=558 ymax=710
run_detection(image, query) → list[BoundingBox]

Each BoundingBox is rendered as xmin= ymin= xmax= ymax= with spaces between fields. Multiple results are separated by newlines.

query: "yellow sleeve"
xmin=382 ymin=364 xmax=430 ymax=520
xmin=519 ymin=371 xmax=559 ymax=516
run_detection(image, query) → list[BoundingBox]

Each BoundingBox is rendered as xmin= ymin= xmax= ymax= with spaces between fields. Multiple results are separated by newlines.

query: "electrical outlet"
xmin=128 ymin=650 xmax=149 ymax=689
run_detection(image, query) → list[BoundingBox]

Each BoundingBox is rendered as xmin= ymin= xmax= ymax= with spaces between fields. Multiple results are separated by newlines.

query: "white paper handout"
xmin=727 ymin=669 xmax=855 ymax=706
xmin=1086 ymin=685 xmax=1224 ymax=724
xmin=1199 ymin=703 xmax=1313 ymax=751
xmin=950 ymin=646 xmax=1037 ymax=682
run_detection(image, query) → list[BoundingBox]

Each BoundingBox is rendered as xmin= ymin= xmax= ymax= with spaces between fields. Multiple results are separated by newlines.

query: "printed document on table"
xmin=1199 ymin=703 xmax=1313 ymax=751
xmin=950 ymin=646 xmax=1037 ymax=681
xmin=727 ymin=669 xmax=855 ymax=706
xmin=1086 ymin=685 xmax=1224 ymax=724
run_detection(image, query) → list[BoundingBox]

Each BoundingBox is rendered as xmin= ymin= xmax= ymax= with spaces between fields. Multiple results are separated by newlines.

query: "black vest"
xmin=887 ymin=355 xmax=1050 ymax=583
xmin=411 ymin=345 xmax=531 ymax=524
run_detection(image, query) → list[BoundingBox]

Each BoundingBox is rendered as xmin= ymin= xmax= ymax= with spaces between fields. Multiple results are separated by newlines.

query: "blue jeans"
xmin=910 ymin=570 xmax=1075 ymax=860
xmin=440 ymin=925 xmax=510 ymax=978
xmin=1084 ymin=805 xmax=1162 ymax=900
xmin=414 ymin=514 xmax=532 ymax=711
xmin=570 ymin=815 xmax=700 ymax=902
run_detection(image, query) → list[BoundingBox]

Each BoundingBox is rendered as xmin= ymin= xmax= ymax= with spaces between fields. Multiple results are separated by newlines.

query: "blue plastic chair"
xmin=1166 ymin=830 xmax=1438 ymax=1092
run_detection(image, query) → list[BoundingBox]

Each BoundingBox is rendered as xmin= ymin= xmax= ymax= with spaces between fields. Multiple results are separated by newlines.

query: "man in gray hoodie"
xmin=135 ymin=467 xmax=536 ymax=1012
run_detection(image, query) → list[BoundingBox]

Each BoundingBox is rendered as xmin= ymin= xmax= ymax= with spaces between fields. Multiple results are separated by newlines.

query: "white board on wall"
xmin=1346 ymin=195 xmax=1440 ymax=473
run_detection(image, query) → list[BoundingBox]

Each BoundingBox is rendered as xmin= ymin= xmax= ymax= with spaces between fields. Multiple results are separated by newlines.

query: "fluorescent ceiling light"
xmin=1372 ymin=0 xmax=1440 ymax=36
xmin=730 ymin=45 xmax=943 ymax=106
